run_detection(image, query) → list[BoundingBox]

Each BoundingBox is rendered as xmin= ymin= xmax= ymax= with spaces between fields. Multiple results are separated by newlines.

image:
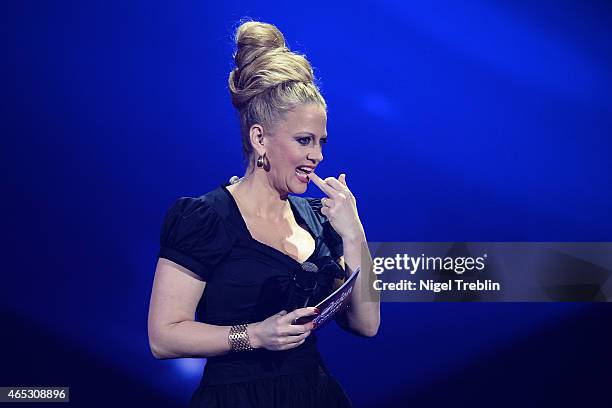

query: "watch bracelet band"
xmin=228 ymin=324 xmax=253 ymax=352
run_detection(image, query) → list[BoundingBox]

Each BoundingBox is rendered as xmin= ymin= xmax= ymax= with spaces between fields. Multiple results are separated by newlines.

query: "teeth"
xmin=297 ymin=167 xmax=312 ymax=173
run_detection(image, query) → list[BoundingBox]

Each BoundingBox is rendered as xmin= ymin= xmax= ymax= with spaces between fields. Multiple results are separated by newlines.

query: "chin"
xmin=290 ymin=181 xmax=308 ymax=194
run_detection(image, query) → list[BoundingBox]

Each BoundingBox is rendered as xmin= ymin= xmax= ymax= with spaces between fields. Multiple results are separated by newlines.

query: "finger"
xmin=285 ymin=307 xmax=318 ymax=325
xmin=282 ymin=307 xmax=319 ymax=324
xmin=282 ymin=338 xmax=306 ymax=350
xmin=320 ymin=206 xmax=329 ymax=217
xmin=286 ymin=328 xmax=311 ymax=340
xmin=339 ymin=173 xmax=347 ymax=187
xmin=321 ymin=197 xmax=334 ymax=208
xmin=324 ymin=177 xmax=348 ymax=193
xmin=308 ymin=172 xmax=338 ymax=197
xmin=285 ymin=330 xmax=311 ymax=344
xmin=285 ymin=322 xmax=312 ymax=335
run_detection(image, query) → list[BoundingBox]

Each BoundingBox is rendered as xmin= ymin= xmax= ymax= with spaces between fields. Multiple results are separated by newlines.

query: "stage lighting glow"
xmin=173 ymin=358 xmax=205 ymax=378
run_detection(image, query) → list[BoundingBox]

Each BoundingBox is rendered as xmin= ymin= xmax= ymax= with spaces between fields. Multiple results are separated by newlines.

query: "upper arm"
xmin=147 ymin=258 xmax=206 ymax=345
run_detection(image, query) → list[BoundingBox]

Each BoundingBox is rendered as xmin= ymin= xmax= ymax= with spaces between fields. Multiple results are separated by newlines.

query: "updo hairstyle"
xmin=228 ymin=21 xmax=326 ymax=166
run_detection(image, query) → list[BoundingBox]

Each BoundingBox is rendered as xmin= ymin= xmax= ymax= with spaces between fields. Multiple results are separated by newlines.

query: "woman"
xmin=148 ymin=21 xmax=380 ymax=408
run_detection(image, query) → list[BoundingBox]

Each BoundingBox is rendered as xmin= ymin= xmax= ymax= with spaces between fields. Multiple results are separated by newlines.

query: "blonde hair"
xmin=228 ymin=21 xmax=326 ymax=165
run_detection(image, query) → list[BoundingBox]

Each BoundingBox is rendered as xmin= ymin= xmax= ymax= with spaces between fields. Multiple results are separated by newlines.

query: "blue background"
xmin=2 ymin=1 xmax=611 ymax=406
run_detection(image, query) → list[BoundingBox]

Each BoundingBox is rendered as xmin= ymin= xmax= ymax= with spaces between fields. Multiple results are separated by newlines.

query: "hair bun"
xmin=228 ymin=21 xmax=315 ymax=110
xmin=234 ymin=21 xmax=287 ymax=68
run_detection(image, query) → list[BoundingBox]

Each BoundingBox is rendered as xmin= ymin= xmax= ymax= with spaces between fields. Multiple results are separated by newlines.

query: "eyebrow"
xmin=294 ymin=132 xmax=328 ymax=138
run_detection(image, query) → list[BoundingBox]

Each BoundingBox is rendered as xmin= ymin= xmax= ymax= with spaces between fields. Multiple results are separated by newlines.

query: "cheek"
xmin=273 ymin=146 xmax=303 ymax=168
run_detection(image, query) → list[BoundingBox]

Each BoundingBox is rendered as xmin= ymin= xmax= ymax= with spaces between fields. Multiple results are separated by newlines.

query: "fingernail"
xmin=314 ymin=308 xmax=320 ymax=314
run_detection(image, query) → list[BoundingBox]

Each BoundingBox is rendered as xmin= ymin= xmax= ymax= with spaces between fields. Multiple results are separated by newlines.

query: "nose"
xmin=307 ymin=148 xmax=323 ymax=164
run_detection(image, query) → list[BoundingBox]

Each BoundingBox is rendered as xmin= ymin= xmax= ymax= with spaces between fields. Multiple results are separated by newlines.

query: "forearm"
xmin=342 ymin=233 xmax=380 ymax=337
xmin=150 ymin=321 xmax=257 ymax=359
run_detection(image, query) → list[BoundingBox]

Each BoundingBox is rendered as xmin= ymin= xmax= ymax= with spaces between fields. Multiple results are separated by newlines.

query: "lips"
xmin=295 ymin=166 xmax=313 ymax=183
xmin=295 ymin=166 xmax=314 ymax=175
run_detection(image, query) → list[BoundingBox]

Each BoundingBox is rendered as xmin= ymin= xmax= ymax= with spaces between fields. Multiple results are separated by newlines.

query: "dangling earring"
xmin=256 ymin=153 xmax=269 ymax=170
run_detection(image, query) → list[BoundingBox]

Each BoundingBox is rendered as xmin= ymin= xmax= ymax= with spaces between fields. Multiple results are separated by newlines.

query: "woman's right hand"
xmin=248 ymin=307 xmax=318 ymax=351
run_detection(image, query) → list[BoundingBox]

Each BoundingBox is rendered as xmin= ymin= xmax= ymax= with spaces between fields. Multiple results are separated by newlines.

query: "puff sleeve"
xmin=158 ymin=197 xmax=234 ymax=281
xmin=305 ymin=198 xmax=344 ymax=260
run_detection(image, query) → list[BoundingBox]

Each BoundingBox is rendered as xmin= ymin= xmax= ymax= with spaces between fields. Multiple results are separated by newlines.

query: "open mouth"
xmin=295 ymin=166 xmax=313 ymax=182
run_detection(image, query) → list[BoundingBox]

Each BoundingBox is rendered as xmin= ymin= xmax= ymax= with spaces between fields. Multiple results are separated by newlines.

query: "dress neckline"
xmin=220 ymin=183 xmax=319 ymax=266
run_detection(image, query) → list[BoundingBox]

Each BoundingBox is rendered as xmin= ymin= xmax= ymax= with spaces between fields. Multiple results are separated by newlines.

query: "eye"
xmin=320 ymin=138 xmax=328 ymax=145
xmin=296 ymin=137 xmax=311 ymax=146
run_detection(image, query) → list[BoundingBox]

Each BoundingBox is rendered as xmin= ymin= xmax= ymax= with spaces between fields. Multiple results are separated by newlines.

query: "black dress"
xmin=158 ymin=183 xmax=353 ymax=408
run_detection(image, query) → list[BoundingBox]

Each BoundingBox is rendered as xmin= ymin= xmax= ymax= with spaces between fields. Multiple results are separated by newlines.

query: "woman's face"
xmin=264 ymin=103 xmax=327 ymax=195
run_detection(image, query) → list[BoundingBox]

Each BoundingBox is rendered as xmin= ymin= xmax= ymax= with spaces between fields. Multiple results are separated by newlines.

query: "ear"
xmin=249 ymin=124 xmax=265 ymax=156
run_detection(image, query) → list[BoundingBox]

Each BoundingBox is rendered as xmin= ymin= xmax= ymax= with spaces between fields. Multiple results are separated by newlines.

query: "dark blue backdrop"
xmin=2 ymin=1 xmax=611 ymax=407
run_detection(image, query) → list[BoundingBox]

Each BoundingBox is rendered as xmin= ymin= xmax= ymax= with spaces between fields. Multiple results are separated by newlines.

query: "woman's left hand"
xmin=309 ymin=172 xmax=365 ymax=243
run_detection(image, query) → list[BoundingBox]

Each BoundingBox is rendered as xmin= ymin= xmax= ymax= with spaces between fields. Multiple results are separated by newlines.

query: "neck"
xmin=228 ymin=166 xmax=291 ymax=221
